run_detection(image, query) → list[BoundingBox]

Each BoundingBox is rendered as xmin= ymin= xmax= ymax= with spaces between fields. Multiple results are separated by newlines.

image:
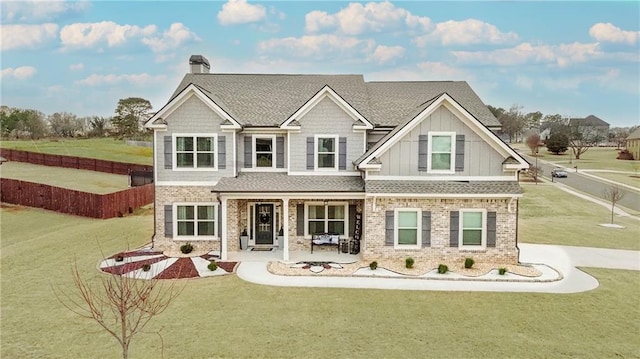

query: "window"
xmin=428 ymin=132 xmax=455 ymax=173
xmin=254 ymin=135 xmax=275 ymax=168
xmin=316 ymin=135 xmax=338 ymax=169
xmin=305 ymin=202 xmax=347 ymax=236
xmin=395 ymin=209 xmax=421 ymax=248
xmin=175 ymin=134 xmax=216 ymax=169
xmin=460 ymin=210 xmax=485 ymax=247
xmin=175 ymin=204 xmax=217 ymax=238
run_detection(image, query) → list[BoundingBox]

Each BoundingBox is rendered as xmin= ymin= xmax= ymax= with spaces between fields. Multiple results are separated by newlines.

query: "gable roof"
xmin=569 ymin=115 xmax=609 ymax=127
xmin=627 ymin=127 xmax=640 ymax=140
xmin=165 ymin=74 xmax=500 ymax=128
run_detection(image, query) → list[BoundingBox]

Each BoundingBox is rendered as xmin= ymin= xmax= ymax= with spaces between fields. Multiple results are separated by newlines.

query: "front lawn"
xmin=514 ymin=143 xmax=638 ymax=172
xmin=1 ymin=204 xmax=639 ymax=358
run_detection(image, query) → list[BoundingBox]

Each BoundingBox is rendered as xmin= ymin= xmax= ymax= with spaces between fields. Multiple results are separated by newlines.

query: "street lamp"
xmin=535 ymin=147 xmax=538 ymax=185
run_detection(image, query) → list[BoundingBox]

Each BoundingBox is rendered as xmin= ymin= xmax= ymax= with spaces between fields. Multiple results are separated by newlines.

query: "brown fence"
xmin=0 ymin=149 xmax=152 ymax=175
xmin=1 ymin=179 xmax=153 ymax=219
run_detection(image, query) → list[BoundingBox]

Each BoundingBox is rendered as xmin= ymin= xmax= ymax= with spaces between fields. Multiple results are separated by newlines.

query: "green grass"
xmin=0 ymin=138 xmax=152 ymax=165
xmin=588 ymin=171 xmax=640 ymax=188
xmin=514 ymin=143 xmax=639 ymax=172
xmin=2 ymin=204 xmax=639 ymax=358
xmin=1 ymin=162 xmax=130 ymax=194
xmin=519 ymin=183 xmax=640 ymax=250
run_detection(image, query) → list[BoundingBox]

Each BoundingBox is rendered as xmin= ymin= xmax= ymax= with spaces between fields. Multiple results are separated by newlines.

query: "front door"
xmin=255 ymin=204 xmax=274 ymax=245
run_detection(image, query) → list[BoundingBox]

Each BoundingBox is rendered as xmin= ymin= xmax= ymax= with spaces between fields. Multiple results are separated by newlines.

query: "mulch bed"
xmin=154 ymin=257 xmax=199 ymax=279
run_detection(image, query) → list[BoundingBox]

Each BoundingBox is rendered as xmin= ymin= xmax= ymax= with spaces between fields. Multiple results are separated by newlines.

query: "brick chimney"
xmin=189 ymin=55 xmax=210 ymax=74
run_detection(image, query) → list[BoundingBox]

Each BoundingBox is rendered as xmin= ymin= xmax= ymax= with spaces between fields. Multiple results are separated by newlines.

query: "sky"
xmin=1 ymin=0 xmax=639 ymax=127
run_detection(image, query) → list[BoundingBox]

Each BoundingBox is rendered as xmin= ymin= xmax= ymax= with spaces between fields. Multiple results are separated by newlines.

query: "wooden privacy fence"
xmin=1 ymin=179 xmax=153 ymax=219
xmin=0 ymin=149 xmax=152 ymax=175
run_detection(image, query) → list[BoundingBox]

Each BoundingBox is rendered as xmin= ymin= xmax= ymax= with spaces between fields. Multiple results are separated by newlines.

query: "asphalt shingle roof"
xmin=627 ymin=127 xmax=640 ymax=140
xmin=569 ymin=115 xmax=609 ymax=127
xmin=365 ymin=180 xmax=522 ymax=195
xmin=213 ymin=173 xmax=365 ymax=193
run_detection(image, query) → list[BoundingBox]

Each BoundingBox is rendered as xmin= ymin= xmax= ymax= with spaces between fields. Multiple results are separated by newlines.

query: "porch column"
xmin=221 ymin=197 xmax=228 ymax=260
xmin=282 ymin=197 xmax=289 ymax=261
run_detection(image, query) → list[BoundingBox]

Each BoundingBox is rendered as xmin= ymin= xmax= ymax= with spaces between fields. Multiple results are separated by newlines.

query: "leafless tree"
xmin=54 ymin=260 xmax=184 ymax=359
xmin=603 ymin=186 xmax=626 ymax=224
xmin=526 ymin=133 xmax=541 ymax=156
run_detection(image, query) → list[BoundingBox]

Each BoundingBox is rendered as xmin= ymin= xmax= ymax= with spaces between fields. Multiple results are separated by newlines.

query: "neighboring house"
xmin=144 ymin=55 xmax=529 ymax=264
xmin=568 ymin=115 xmax=610 ymax=144
xmin=625 ymin=127 xmax=640 ymax=160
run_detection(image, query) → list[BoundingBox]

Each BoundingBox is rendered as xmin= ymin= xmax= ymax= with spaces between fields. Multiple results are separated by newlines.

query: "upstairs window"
xmin=175 ymin=134 xmax=216 ymax=169
xmin=428 ymin=132 xmax=455 ymax=173
xmin=254 ymin=135 xmax=275 ymax=168
xmin=316 ymin=135 xmax=338 ymax=169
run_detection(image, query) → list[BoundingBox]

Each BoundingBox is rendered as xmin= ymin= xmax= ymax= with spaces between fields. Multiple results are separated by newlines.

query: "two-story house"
xmin=144 ymin=55 xmax=529 ymax=264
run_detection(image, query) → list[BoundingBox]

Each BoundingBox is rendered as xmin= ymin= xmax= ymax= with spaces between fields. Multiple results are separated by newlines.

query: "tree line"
xmin=0 ymin=97 xmax=153 ymax=140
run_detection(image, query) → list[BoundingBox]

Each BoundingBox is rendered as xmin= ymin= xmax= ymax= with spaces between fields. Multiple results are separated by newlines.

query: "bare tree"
xmin=55 ymin=260 xmax=184 ymax=359
xmin=602 ymin=186 xmax=625 ymax=224
xmin=526 ymin=133 xmax=541 ymax=156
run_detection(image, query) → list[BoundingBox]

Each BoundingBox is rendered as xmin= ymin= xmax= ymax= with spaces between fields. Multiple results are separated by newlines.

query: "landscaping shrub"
xmin=180 ymin=243 xmax=193 ymax=254
xmin=499 ymin=267 xmax=508 ymax=275
xmin=141 ymin=264 xmax=151 ymax=272
xmin=464 ymin=258 xmax=475 ymax=269
xmin=405 ymin=257 xmax=414 ymax=269
xmin=369 ymin=261 xmax=378 ymax=270
xmin=208 ymin=261 xmax=218 ymax=271
xmin=616 ymin=149 xmax=634 ymax=160
xmin=437 ymin=264 xmax=448 ymax=274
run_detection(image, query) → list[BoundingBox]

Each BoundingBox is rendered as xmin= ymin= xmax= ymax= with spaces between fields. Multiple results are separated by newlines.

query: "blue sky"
xmin=1 ymin=1 xmax=639 ymax=127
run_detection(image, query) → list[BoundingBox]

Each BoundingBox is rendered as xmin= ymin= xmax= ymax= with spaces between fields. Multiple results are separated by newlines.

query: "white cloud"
xmin=141 ymin=23 xmax=200 ymax=53
xmin=217 ymin=0 xmax=266 ymax=26
xmin=589 ymin=23 xmax=639 ymax=45
xmin=60 ymin=21 xmax=156 ymax=49
xmin=1 ymin=0 xmax=89 ymax=22
xmin=305 ymin=1 xmax=430 ymax=35
xmin=414 ymin=19 xmax=518 ymax=46
xmin=258 ymin=34 xmax=375 ymax=60
xmin=1 ymin=66 xmax=37 ymax=80
xmin=453 ymin=42 xmax=601 ymax=67
xmin=69 ymin=63 xmax=84 ymax=71
xmin=75 ymin=73 xmax=167 ymax=86
xmin=367 ymin=62 xmax=471 ymax=82
xmin=0 ymin=23 xmax=58 ymax=51
xmin=416 ymin=62 xmax=470 ymax=80
xmin=370 ymin=45 xmax=405 ymax=64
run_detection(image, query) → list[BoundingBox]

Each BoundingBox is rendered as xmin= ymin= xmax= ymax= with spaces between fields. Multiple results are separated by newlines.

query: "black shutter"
xmin=296 ymin=204 xmax=305 ymax=236
xmin=449 ymin=211 xmax=459 ymax=247
xmin=422 ymin=211 xmax=431 ymax=247
xmin=339 ymin=137 xmax=347 ymax=170
xmin=218 ymin=204 xmax=223 ymax=238
xmin=418 ymin=135 xmax=428 ymax=171
xmin=276 ymin=136 xmax=285 ymax=168
xmin=164 ymin=136 xmax=172 ymax=169
xmin=244 ymin=135 xmax=252 ymax=168
xmin=385 ymin=211 xmax=394 ymax=246
xmin=306 ymin=137 xmax=314 ymax=170
xmin=348 ymin=204 xmax=356 ymax=237
xmin=218 ymin=135 xmax=226 ymax=169
xmin=487 ymin=211 xmax=497 ymax=247
xmin=455 ymin=134 xmax=465 ymax=171
xmin=164 ymin=205 xmax=173 ymax=237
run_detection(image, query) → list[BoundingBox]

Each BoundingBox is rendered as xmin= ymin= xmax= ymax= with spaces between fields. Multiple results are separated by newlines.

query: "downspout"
xmin=151 ymin=131 xmax=157 ymax=249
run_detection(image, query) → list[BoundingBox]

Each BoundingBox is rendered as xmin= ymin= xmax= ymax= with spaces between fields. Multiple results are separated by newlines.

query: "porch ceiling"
xmin=213 ymin=172 xmax=365 ymax=193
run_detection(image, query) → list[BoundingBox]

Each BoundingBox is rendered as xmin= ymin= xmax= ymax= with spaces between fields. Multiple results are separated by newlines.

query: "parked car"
xmin=551 ymin=169 xmax=568 ymax=178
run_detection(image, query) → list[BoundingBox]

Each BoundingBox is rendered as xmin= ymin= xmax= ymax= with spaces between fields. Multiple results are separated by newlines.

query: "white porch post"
xmin=221 ymin=197 xmax=228 ymax=260
xmin=282 ymin=197 xmax=289 ymax=261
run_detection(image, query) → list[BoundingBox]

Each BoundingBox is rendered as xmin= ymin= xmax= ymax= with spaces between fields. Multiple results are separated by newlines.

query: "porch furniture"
xmin=311 ymin=233 xmax=340 ymax=254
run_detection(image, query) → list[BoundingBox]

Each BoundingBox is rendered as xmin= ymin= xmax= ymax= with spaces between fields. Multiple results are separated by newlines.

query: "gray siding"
xmin=238 ymin=133 xmax=288 ymax=170
xmin=377 ymin=106 xmax=504 ymax=177
xmin=289 ymin=97 xmax=364 ymax=172
xmin=156 ymin=95 xmax=234 ymax=182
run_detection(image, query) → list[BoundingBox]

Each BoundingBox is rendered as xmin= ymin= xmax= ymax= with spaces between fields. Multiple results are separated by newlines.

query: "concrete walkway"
xmin=236 ymin=244 xmax=639 ymax=294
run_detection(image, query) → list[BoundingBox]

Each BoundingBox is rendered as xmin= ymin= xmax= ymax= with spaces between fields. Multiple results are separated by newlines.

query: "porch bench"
xmin=311 ymin=233 xmax=340 ymax=254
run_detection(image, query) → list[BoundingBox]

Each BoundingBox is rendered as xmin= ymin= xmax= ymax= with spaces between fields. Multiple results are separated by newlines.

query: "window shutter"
xmin=218 ymin=135 xmax=226 ymax=169
xmin=348 ymin=204 xmax=356 ymax=237
xmin=306 ymin=137 xmax=314 ymax=170
xmin=422 ymin=211 xmax=431 ymax=247
xmin=164 ymin=205 xmax=173 ymax=237
xmin=339 ymin=137 xmax=347 ymax=170
xmin=296 ymin=204 xmax=305 ymax=236
xmin=487 ymin=211 xmax=497 ymax=247
xmin=455 ymin=134 xmax=465 ymax=171
xmin=164 ymin=136 xmax=172 ymax=169
xmin=276 ymin=136 xmax=285 ymax=168
xmin=385 ymin=211 xmax=394 ymax=246
xmin=244 ymin=135 xmax=252 ymax=168
xmin=418 ymin=135 xmax=428 ymax=171
xmin=218 ymin=204 xmax=223 ymax=238
xmin=449 ymin=211 xmax=459 ymax=247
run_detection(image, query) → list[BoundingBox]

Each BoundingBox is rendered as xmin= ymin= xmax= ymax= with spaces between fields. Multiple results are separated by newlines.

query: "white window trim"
xmin=252 ymin=134 xmax=276 ymax=169
xmin=303 ymin=201 xmax=349 ymax=238
xmin=173 ymin=202 xmax=218 ymax=241
xmin=173 ymin=133 xmax=218 ymax=171
xmin=459 ymin=209 xmax=487 ymax=250
xmin=314 ymin=134 xmax=339 ymax=171
xmin=427 ymin=131 xmax=455 ymax=174
xmin=394 ymin=208 xmax=421 ymax=249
